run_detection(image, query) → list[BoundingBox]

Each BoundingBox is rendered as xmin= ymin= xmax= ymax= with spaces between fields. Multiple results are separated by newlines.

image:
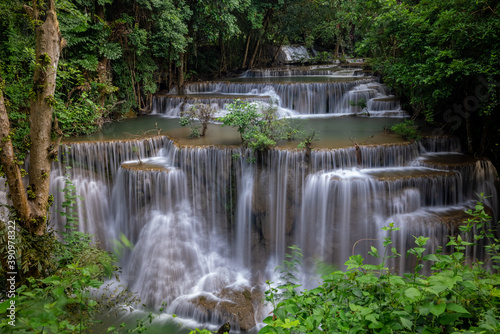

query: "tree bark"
xmin=242 ymin=33 xmax=251 ymax=69
xmin=249 ymin=39 xmax=260 ymax=69
xmin=178 ymin=53 xmax=185 ymax=95
xmin=271 ymin=35 xmax=286 ymax=64
xmin=0 ymin=77 xmax=30 ymax=224
xmin=27 ymin=0 xmax=64 ymax=235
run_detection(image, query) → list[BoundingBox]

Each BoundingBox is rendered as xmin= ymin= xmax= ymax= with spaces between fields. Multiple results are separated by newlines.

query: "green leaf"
xmin=423 ymin=254 xmax=439 ymax=262
xmin=439 ymin=313 xmax=462 ymax=325
xmin=430 ymin=302 xmax=446 ymax=317
xmin=446 ymin=303 xmax=469 ymax=314
xmin=400 ymin=317 xmax=413 ymax=329
xmin=280 ymin=319 xmax=300 ymax=329
xmin=389 ymin=275 xmax=406 ymax=286
xmin=405 ymin=287 xmax=421 ymax=300
xmin=490 ymin=288 xmax=500 ymax=298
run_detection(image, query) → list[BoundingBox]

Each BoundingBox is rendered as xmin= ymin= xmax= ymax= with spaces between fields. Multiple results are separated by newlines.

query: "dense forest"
xmin=1 ymin=0 xmax=500 ymax=332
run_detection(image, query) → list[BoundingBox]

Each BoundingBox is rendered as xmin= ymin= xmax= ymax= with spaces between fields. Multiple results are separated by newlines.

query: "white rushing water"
xmin=43 ymin=133 xmax=499 ymax=331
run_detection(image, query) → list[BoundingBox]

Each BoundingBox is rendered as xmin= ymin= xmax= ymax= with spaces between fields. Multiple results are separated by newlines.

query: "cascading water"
xmin=35 ymin=63 xmax=500 ymax=332
xmin=281 ymin=45 xmax=310 ymax=62
xmin=151 ymin=65 xmax=406 ymax=117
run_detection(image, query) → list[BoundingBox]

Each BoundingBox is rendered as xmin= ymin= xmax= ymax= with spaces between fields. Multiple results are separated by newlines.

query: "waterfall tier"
xmin=153 ymin=77 xmax=407 ymax=117
xmin=48 ymin=133 xmax=498 ymax=333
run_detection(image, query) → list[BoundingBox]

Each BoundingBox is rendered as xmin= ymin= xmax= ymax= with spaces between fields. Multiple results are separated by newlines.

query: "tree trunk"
xmin=242 ymin=33 xmax=251 ymax=69
xmin=271 ymin=35 xmax=286 ymax=64
xmin=0 ymin=77 xmax=30 ymax=224
xmin=168 ymin=60 xmax=173 ymax=92
xmin=27 ymin=0 xmax=64 ymax=235
xmin=219 ymin=33 xmax=227 ymax=76
xmin=178 ymin=53 xmax=185 ymax=95
xmin=249 ymin=40 xmax=260 ymax=69
xmin=0 ymin=0 xmax=64 ymax=281
xmin=250 ymin=11 xmax=272 ymax=68
xmin=465 ymin=112 xmax=473 ymax=153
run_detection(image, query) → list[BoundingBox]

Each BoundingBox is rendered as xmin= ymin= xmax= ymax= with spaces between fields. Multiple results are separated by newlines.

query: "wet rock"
xmin=217 ymin=322 xmax=231 ymax=334
xmin=191 ymin=287 xmax=263 ymax=331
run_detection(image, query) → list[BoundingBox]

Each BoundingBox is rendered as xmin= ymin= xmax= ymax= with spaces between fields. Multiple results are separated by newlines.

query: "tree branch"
xmin=0 ymin=77 xmax=30 ymax=223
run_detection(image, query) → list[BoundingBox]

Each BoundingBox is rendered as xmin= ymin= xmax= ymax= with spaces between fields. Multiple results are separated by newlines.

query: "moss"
xmin=47 ymin=194 xmax=54 ymax=208
xmin=45 ymin=95 xmax=58 ymax=107
xmin=242 ymin=289 xmax=251 ymax=301
xmin=40 ymin=53 xmax=52 ymax=65
xmin=27 ymin=187 xmax=36 ymax=200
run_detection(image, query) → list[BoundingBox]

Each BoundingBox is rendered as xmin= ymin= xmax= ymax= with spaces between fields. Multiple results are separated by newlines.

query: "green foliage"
xmin=348 ymin=98 xmax=368 ymax=116
xmin=297 ymin=128 xmax=319 ymax=151
xmin=189 ymin=329 xmax=213 ymax=334
xmin=0 ymin=264 xmax=106 ymax=333
xmin=180 ymin=104 xmax=216 ymax=138
xmin=218 ymin=100 xmax=319 ymax=156
xmin=260 ymin=203 xmax=500 ymax=333
xmin=390 ymin=119 xmax=421 ymax=141
xmin=218 ymin=100 xmax=263 ymax=144
xmin=0 ymin=173 xmax=116 ymax=332
xmin=358 ymin=0 xmax=500 ymax=159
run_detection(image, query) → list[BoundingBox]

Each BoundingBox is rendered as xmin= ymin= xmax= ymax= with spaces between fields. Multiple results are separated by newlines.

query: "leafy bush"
xmin=180 ymin=104 xmax=216 ymax=138
xmin=260 ymin=201 xmax=500 ymax=333
xmin=0 ymin=174 xmax=115 ymax=332
xmin=218 ymin=100 xmax=319 ymax=155
xmin=391 ymin=119 xmax=421 ymax=141
xmin=348 ymin=98 xmax=368 ymax=116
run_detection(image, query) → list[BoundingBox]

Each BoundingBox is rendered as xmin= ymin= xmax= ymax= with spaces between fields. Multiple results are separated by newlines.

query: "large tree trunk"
xmin=28 ymin=0 xmax=64 ymax=235
xmin=334 ymin=38 xmax=341 ymax=58
xmin=0 ymin=0 xmax=64 ymax=281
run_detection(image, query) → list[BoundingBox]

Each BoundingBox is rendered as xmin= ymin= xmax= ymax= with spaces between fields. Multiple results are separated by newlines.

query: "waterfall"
xmin=39 ymin=94 xmax=497 ymax=332
xmin=297 ymin=167 xmax=466 ymax=267
xmin=240 ymin=66 xmax=364 ymax=78
xmin=235 ymin=157 xmax=255 ymax=268
xmin=281 ymin=45 xmax=310 ymax=62
xmin=152 ymin=74 xmax=407 ymax=117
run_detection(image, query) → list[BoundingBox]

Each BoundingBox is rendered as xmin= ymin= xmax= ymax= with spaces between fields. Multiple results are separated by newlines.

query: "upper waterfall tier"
xmin=239 ymin=65 xmax=364 ymax=77
xmin=153 ymin=78 xmax=407 ymax=117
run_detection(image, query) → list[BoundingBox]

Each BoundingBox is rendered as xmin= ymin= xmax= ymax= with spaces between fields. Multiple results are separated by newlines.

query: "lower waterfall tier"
xmin=43 ymin=134 xmax=498 ymax=331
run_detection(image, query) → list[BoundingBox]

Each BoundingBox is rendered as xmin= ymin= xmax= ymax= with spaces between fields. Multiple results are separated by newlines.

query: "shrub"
xmin=180 ymin=104 xmax=216 ymax=138
xmin=260 ymin=201 xmax=500 ymax=333
xmin=219 ymin=100 xmax=319 ymax=155
xmin=0 ymin=174 xmax=116 ymax=332
xmin=391 ymin=119 xmax=421 ymax=141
